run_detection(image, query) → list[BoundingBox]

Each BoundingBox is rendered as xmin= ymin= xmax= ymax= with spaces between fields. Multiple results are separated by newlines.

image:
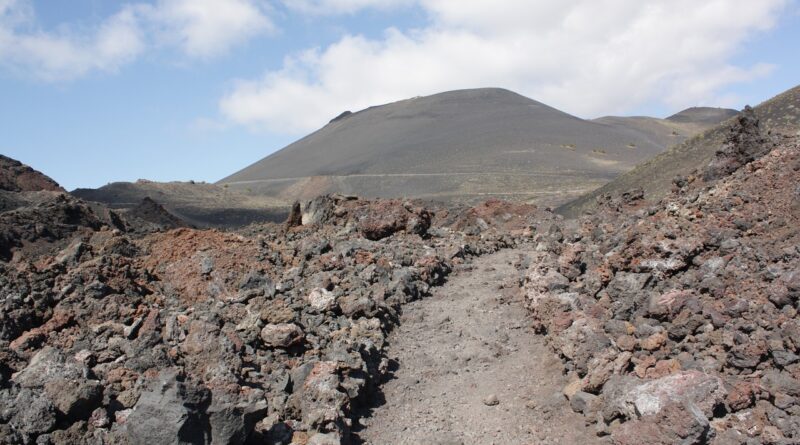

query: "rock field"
xmin=0 ymin=168 xmax=555 ymax=444
xmin=1 ymin=107 xmax=798 ymax=444
xmin=526 ymin=109 xmax=800 ymax=444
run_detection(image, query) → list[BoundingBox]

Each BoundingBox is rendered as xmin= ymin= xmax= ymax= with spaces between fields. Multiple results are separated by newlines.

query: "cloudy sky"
xmin=2 ymin=0 xmax=799 ymax=190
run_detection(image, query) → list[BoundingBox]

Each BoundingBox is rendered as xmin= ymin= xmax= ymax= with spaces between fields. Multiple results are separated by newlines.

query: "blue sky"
xmin=1 ymin=0 xmax=798 ymax=190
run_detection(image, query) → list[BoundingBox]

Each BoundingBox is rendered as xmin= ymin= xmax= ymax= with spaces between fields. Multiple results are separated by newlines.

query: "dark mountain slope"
xmin=220 ymin=88 xmax=722 ymax=207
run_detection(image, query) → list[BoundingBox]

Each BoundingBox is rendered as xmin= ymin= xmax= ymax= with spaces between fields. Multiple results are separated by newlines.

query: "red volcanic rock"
xmin=452 ymin=198 xmax=545 ymax=235
xmin=0 ymin=155 xmax=64 ymax=192
xmin=140 ymin=228 xmax=273 ymax=303
xmin=611 ymin=402 xmax=711 ymax=445
xmin=355 ymin=200 xmax=431 ymax=240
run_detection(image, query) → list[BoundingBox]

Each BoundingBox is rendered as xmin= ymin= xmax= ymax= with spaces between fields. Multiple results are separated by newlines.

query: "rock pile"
xmin=126 ymin=197 xmax=191 ymax=230
xmin=0 ymin=161 xmax=556 ymax=444
xmin=526 ymin=112 xmax=800 ymax=443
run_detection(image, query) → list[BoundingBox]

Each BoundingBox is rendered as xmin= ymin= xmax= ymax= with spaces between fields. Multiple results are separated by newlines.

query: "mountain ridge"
xmin=220 ymin=88 xmax=734 ymax=207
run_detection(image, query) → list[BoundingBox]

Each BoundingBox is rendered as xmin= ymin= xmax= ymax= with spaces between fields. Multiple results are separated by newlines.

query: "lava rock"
xmin=125 ymin=369 xmax=211 ymax=445
xmin=260 ymin=323 xmax=305 ymax=348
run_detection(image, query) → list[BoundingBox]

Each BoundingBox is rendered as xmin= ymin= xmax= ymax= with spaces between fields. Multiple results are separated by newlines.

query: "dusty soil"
xmin=357 ymin=248 xmax=601 ymax=445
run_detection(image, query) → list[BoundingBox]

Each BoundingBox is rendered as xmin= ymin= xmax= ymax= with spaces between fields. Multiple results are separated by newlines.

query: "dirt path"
xmin=355 ymin=248 xmax=602 ymax=445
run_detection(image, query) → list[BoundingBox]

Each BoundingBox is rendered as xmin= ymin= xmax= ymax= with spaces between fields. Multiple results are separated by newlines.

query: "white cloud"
xmin=147 ymin=0 xmax=274 ymax=58
xmin=0 ymin=4 xmax=145 ymax=81
xmin=282 ymin=0 xmax=414 ymax=15
xmin=222 ymin=0 xmax=789 ymax=134
xmin=0 ymin=0 xmax=273 ymax=81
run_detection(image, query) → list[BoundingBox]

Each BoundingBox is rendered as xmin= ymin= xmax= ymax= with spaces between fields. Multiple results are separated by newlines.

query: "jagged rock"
xmin=525 ymin=131 xmax=799 ymax=440
xmin=761 ymin=370 xmax=800 ymax=398
xmin=356 ymin=201 xmax=430 ymax=240
xmin=260 ymin=323 xmax=305 ymax=348
xmin=44 ymin=378 xmax=103 ymax=420
xmin=206 ymin=389 xmax=267 ymax=445
xmin=307 ymin=288 xmax=337 ymax=312
xmin=286 ymin=201 xmax=303 ymax=228
xmin=0 ymin=388 xmax=57 ymax=440
xmin=299 ymin=362 xmax=348 ymax=430
xmin=610 ymin=402 xmax=711 ymax=445
xmin=704 ymin=106 xmax=772 ymax=181
xmin=569 ymin=391 xmax=599 ymax=416
xmin=302 ymin=195 xmax=338 ymax=226
xmin=125 ymin=370 xmax=210 ymax=445
xmin=601 ymin=371 xmax=726 ymax=422
xmin=12 ymin=347 xmax=87 ymax=388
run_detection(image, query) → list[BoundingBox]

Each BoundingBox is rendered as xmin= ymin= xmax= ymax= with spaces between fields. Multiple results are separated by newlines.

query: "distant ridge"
xmin=220 ymin=88 xmax=729 ymax=207
xmin=667 ymin=107 xmax=740 ymax=125
xmin=72 ymin=180 xmax=289 ymax=228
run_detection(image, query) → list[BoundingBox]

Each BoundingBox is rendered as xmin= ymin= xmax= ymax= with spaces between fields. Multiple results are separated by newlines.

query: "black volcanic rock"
xmin=0 ymin=193 xmax=107 ymax=261
xmin=129 ymin=197 xmax=191 ymax=230
xmin=703 ymin=105 xmax=773 ymax=181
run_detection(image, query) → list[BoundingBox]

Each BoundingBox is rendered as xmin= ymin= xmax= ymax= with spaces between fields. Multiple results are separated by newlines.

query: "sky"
xmin=1 ymin=0 xmax=799 ymax=190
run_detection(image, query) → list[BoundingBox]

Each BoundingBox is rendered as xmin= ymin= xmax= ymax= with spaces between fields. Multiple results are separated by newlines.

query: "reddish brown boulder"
xmin=611 ymin=402 xmax=711 ymax=445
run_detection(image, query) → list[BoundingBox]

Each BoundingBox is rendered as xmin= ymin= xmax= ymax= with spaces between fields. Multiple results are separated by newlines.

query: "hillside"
xmin=666 ymin=106 xmax=740 ymax=125
xmin=0 ymin=155 xmax=64 ymax=193
xmin=558 ymin=84 xmax=800 ymax=217
xmin=592 ymin=107 xmax=738 ymax=149
xmin=220 ymin=88 xmax=730 ymax=207
xmin=72 ymin=180 xmax=289 ymax=228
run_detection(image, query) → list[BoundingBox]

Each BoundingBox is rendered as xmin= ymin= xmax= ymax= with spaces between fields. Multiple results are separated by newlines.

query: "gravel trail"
xmin=356 ymin=248 xmax=601 ymax=444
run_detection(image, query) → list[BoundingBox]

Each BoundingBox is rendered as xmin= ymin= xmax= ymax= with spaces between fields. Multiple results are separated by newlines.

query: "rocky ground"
xmin=526 ymin=109 xmax=800 ymax=444
xmin=0 ymin=165 xmax=559 ymax=444
xmin=0 ymin=104 xmax=797 ymax=445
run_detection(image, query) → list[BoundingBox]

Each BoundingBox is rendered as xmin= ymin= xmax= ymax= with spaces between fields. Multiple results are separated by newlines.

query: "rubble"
xmin=3 ymin=103 xmax=794 ymax=444
xmin=526 ymin=112 xmax=800 ymax=443
xmin=0 ymin=159 xmax=556 ymax=444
